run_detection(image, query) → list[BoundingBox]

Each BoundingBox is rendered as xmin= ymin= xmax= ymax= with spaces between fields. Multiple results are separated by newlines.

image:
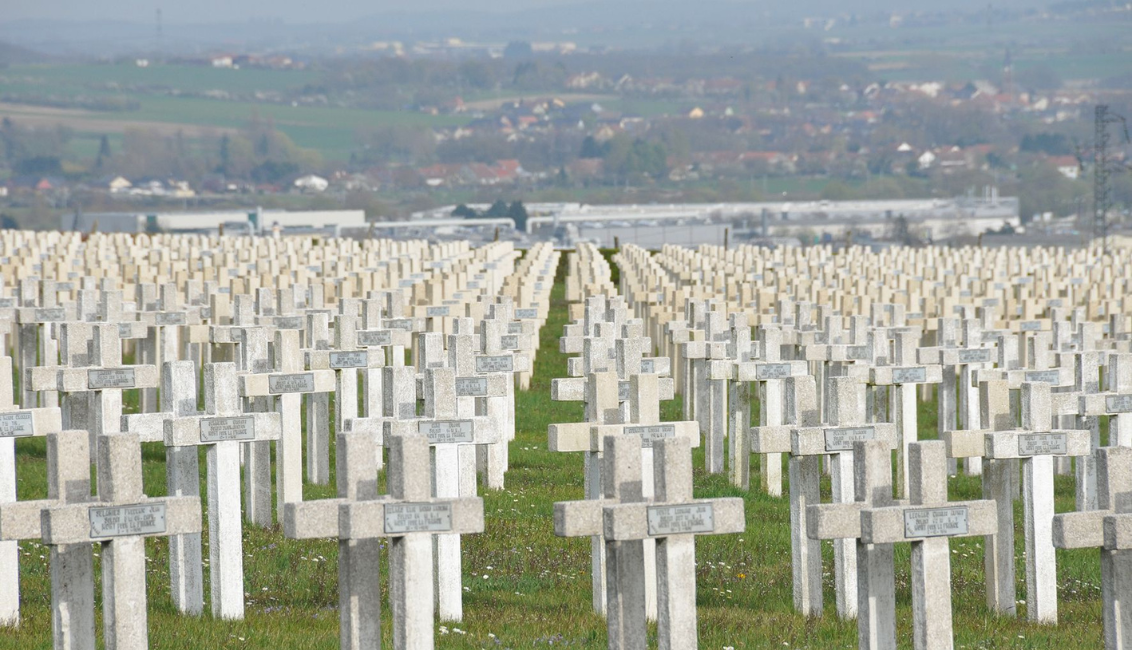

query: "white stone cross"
xmin=554 ymin=433 xmax=651 ymax=648
xmin=869 ymin=329 xmax=944 ymax=498
xmin=807 ymin=439 xmax=900 ymax=648
xmin=830 ymin=440 xmax=996 ymax=650
xmin=384 ymin=366 xmax=496 ymax=622
xmin=283 ymin=430 xmax=381 ymax=650
xmin=27 ymin=324 xmax=159 ymax=441
xmin=239 ymin=329 xmax=335 ymax=520
xmin=164 ymin=362 xmax=282 ymax=619
xmin=983 ymin=381 xmax=1092 ymax=624
xmin=0 ymin=357 xmax=63 ymax=626
xmin=339 ymin=434 xmax=484 ymax=650
xmin=603 ymin=435 xmax=745 ymax=650
xmin=41 ymin=432 xmax=202 ymax=650
xmin=1053 ymin=445 xmax=1132 ymax=648
xmin=0 ymin=429 xmax=92 ymax=648
xmin=939 ymin=377 xmax=1019 ymax=616
xmin=734 ymin=331 xmax=810 ymax=496
xmin=120 ymin=360 xmax=204 ymax=616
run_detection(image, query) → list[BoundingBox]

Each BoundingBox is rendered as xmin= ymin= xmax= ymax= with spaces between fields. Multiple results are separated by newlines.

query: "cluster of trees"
xmin=452 ymin=200 xmax=529 ymax=230
xmin=581 ymin=135 xmax=669 ymax=180
xmin=1 ymin=118 xmax=73 ymax=177
xmin=0 ymin=114 xmax=322 ymax=186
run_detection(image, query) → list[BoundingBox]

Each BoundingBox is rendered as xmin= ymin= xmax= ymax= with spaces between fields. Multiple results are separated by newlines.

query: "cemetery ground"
xmin=0 ymin=270 xmax=1112 ymax=649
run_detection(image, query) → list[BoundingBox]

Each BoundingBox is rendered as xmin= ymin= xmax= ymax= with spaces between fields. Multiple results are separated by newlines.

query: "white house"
xmin=293 ymin=175 xmax=329 ymax=193
xmin=108 ymin=176 xmax=133 ymax=193
xmin=918 ymin=150 xmax=937 ymax=170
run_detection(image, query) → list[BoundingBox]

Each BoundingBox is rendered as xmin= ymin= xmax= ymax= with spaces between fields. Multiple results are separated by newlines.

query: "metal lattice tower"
xmin=1093 ymin=105 xmax=1130 ymax=249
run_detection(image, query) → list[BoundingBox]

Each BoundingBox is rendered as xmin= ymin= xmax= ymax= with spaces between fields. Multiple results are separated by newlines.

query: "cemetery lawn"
xmin=0 ymin=261 xmax=1109 ymax=648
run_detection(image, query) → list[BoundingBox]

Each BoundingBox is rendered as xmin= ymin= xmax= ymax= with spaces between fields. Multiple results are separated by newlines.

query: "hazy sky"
xmin=4 ymin=0 xmax=1047 ymax=25
xmin=4 ymin=0 xmax=572 ymax=23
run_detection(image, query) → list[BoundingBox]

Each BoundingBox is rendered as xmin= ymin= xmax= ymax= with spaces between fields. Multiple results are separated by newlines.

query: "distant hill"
xmin=0 ymin=41 xmax=49 ymax=65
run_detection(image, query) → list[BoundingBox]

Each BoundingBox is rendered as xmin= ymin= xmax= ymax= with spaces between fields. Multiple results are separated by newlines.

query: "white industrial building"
xmin=63 ymin=209 xmax=367 ymax=236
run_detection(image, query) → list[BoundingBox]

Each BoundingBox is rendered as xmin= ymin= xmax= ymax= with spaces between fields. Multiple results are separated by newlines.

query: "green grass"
xmin=0 ymin=257 xmax=1112 ymax=648
xmin=3 ymin=63 xmax=318 ymax=97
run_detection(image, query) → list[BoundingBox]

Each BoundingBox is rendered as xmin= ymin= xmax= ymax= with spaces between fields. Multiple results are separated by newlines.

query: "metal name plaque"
xmin=419 ymin=420 xmax=475 ymax=444
xmin=641 ymin=359 xmax=655 ymax=374
xmin=200 ymin=416 xmax=257 ymax=442
xmin=358 ymin=330 xmax=393 ymax=347
xmin=1018 ymin=432 xmax=1068 ymax=456
xmin=1024 ymin=370 xmax=1061 ymax=384
xmin=618 ymin=382 xmax=630 ymax=402
xmin=0 ymin=412 xmax=35 ymax=437
xmin=34 ymin=308 xmax=65 ymax=321
xmin=269 ymin=373 xmax=316 ymax=394
xmin=847 ymin=345 xmax=870 ymax=360
xmin=385 ymin=319 xmax=414 ymax=331
xmin=384 ymin=502 xmax=453 ymax=534
xmin=1020 ymin=321 xmax=1043 ymax=332
xmin=501 ymin=335 xmax=520 ymax=350
xmin=398 ymin=280 xmax=415 ymax=288
xmin=0 ymin=299 xmax=13 ymax=308
xmin=476 ymin=356 xmax=513 ymax=373
xmin=824 ymin=427 xmax=875 ymax=452
xmin=274 ymin=316 xmax=303 ymax=330
xmin=757 ymin=363 xmax=792 ymax=380
xmin=88 ymin=368 xmax=137 ymax=390
xmin=904 ymin=506 xmax=969 ymax=539
xmin=508 ymin=322 xmax=523 ymax=334
xmin=624 ymin=424 xmax=676 ymax=448
xmin=892 ymin=367 xmax=927 ymax=384
xmin=957 ymin=349 xmax=990 ymax=363
xmin=118 ymin=323 xmax=133 ymax=339
xmin=426 ymin=306 xmax=450 ymax=317
xmin=455 ymin=377 xmax=489 ymax=397
xmin=156 ymin=312 xmax=187 ymax=326
xmin=329 ymin=351 xmax=368 ymax=369
xmin=89 ymin=503 xmax=167 ymax=538
xmin=515 ymin=308 xmax=538 ymax=320
xmin=1107 ymin=395 xmax=1132 ymax=413
xmin=647 ymin=504 xmax=715 ymax=536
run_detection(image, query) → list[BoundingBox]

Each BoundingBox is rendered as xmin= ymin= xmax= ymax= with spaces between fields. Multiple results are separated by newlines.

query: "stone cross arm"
xmin=357 ymin=328 xmax=413 ymax=349
xmin=1080 ymin=392 xmax=1132 ymax=417
xmin=41 ymin=496 xmax=202 ymax=545
xmin=554 ymin=498 xmax=612 ymax=538
xmin=735 ymin=360 xmax=808 ymax=383
xmin=240 ymin=370 xmax=335 ymax=397
xmin=0 ymin=497 xmax=79 ymax=541
xmin=164 ymin=412 xmax=282 ymax=447
xmin=917 ymin=346 xmax=996 ymax=366
xmin=602 ymin=497 xmax=745 ymax=541
xmin=870 ymin=365 xmax=944 ymax=386
xmin=790 ymin=424 xmax=898 ymax=457
xmin=386 ymin=417 xmax=497 ymax=446
xmin=284 ymin=497 xmax=369 ymax=539
xmin=28 ymin=365 xmax=159 ymax=393
xmin=940 ymin=428 xmax=993 ymax=460
xmin=551 ymin=376 xmax=674 ymax=402
xmin=0 ymin=406 xmax=62 ymax=438
xmin=339 ymin=497 xmax=484 ymax=540
xmin=548 ymin=421 xmax=700 ymax=454
xmin=1053 ymin=446 xmax=1132 ymax=550
xmin=859 ymin=500 xmax=998 ymax=545
xmin=475 ymin=353 xmax=531 ymax=375
xmin=307 ymin=348 xmax=385 ymax=371
xmin=984 ymin=429 xmax=1092 ymax=460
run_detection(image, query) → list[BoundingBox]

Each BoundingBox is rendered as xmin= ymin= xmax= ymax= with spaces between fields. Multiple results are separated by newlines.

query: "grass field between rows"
xmin=0 ymin=255 xmax=1112 ymax=648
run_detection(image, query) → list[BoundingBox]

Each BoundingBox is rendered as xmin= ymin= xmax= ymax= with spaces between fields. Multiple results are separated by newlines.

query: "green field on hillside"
xmin=0 ymin=256 xmax=1112 ymax=648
